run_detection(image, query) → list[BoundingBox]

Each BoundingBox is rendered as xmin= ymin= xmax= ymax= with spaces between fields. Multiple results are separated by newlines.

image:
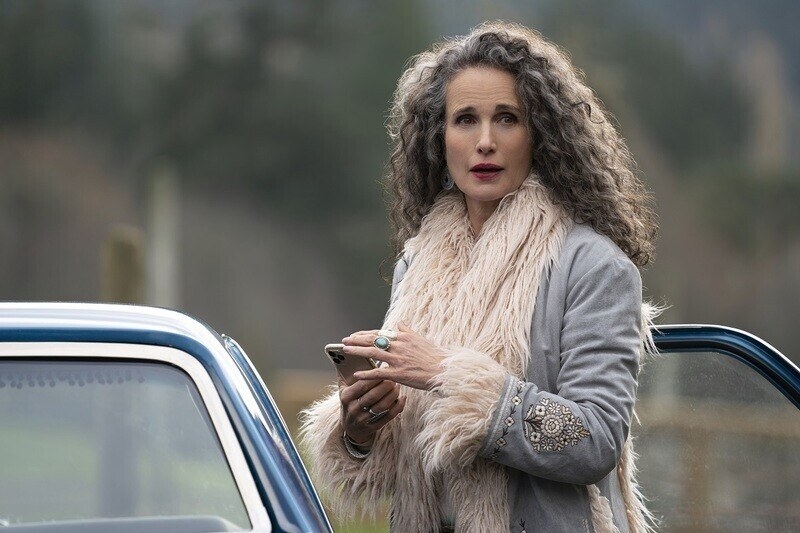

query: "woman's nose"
xmin=476 ymin=125 xmax=496 ymax=154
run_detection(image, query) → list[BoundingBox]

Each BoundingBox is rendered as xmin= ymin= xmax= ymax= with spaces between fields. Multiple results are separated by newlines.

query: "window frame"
xmin=651 ymin=324 xmax=800 ymax=408
xmin=0 ymin=341 xmax=271 ymax=532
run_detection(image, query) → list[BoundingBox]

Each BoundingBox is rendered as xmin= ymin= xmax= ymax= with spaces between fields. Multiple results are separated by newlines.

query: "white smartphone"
xmin=324 ymin=343 xmax=377 ymax=386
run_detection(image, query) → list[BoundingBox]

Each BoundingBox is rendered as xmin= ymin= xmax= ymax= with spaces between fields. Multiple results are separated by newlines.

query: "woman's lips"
xmin=470 ymin=164 xmax=503 ymax=181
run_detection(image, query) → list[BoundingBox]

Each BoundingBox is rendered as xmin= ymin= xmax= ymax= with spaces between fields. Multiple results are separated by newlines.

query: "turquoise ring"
xmin=373 ymin=335 xmax=391 ymax=351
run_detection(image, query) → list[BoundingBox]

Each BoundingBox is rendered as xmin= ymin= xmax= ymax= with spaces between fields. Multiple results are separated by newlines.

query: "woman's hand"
xmin=343 ymin=323 xmax=446 ymax=391
xmin=339 ymin=377 xmax=405 ymax=447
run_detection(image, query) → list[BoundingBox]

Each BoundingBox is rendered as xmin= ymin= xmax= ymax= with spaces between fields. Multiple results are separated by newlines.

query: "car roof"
xmin=0 ymin=302 xmax=219 ymax=341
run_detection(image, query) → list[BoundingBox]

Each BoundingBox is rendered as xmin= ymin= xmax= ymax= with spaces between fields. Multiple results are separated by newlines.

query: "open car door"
xmin=636 ymin=325 xmax=800 ymax=532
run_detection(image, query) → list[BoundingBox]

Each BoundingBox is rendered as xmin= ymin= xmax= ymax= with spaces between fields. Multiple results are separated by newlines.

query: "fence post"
xmin=101 ymin=226 xmax=144 ymax=303
xmin=146 ymin=164 xmax=180 ymax=308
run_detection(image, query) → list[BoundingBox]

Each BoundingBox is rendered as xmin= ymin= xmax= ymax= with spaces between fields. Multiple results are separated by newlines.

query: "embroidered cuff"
xmin=479 ymin=376 xmax=524 ymax=458
xmin=479 ymin=378 xmax=592 ymax=460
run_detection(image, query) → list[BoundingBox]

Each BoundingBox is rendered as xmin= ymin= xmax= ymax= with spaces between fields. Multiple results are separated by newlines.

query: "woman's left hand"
xmin=343 ymin=323 xmax=446 ymax=391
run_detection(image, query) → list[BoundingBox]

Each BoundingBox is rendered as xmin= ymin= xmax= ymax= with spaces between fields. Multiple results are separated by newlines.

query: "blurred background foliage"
xmin=2 ymin=1 xmax=800 ymax=530
xmin=1 ymin=0 xmax=799 ymax=415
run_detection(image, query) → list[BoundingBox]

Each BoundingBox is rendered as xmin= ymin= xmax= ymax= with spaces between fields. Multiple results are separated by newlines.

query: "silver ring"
xmin=378 ymin=329 xmax=397 ymax=340
xmin=367 ymin=408 xmax=389 ymax=422
xmin=373 ymin=336 xmax=391 ymax=351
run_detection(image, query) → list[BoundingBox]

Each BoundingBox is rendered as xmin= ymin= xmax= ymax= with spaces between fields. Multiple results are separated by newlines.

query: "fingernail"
xmin=343 ymin=346 xmax=352 ymax=353
xmin=342 ymin=337 xmax=350 ymax=344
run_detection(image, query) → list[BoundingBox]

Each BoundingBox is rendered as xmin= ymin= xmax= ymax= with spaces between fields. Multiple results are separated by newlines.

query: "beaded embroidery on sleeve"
xmin=523 ymin=396 xmax=590 ymax=452
xmin=491 ymin=380 xmax=590 ymax=456
xmin=490 ymin=380 xmax=525 ymax=458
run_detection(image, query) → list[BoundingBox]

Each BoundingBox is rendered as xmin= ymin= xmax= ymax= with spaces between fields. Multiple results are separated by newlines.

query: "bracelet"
xmin=342 ymin=432 xmax=372 ymax=459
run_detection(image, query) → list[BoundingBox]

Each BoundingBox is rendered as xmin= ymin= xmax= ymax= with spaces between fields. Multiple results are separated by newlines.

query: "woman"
xmin=302 ymin=21 xmax=658 ymax=532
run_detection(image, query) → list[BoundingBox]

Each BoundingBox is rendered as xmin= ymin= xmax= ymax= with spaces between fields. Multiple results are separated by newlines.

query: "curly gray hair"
xmin=385 ymin=21 xmax=657 ymax=267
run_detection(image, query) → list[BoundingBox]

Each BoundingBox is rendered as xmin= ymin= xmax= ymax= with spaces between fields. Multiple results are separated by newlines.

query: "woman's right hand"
xmin=339 ymin=377 xmax=405 ymax=448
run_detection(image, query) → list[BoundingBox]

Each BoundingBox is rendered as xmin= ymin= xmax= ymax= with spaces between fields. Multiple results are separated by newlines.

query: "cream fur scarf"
xmin=301 ymin=176 xmax=653 ymax=532
xmin=383 ymin=176 xmax=571 ymax=532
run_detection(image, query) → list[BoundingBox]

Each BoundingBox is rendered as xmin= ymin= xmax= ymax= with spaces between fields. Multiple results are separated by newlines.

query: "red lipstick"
xmin=470 ymin=163 xmax=503 ymax=181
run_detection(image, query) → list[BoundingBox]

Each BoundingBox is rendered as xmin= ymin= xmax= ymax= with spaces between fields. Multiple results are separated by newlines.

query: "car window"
xmin=634 ymin=351 xmax=800 ymax=532
xmin=0 ymin=360 xmax=251 ymax=530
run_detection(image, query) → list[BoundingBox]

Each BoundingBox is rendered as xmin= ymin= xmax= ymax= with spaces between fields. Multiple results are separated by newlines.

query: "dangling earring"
xmin=441 ymin=169 xmax=454 ymax=190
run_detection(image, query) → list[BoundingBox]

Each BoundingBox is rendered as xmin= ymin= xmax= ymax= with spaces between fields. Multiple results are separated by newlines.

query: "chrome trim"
xmin=0 ymin=342 xmax=271 ymax=532
xmin=0 ymin=304 xmax=230 ymax=343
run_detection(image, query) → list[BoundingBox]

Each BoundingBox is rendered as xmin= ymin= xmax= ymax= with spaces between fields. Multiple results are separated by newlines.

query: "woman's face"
xmin=444 ymin=66 xmax=533 ymax=223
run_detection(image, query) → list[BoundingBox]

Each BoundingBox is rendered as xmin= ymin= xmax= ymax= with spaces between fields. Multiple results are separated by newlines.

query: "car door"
xmin=635 ymin=325 xmax=800 ymax=532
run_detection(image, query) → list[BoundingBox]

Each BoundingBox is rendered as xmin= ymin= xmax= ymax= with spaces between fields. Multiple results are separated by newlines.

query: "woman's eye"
xmin=499 ymin=113 xmax=518 ymax=124
xmin=455 ymin=115 xmax=475 ymax=125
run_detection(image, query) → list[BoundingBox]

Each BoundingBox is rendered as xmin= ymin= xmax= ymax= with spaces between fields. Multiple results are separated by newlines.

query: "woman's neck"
xmin=465 ymin=197 xmax=501 ymax=237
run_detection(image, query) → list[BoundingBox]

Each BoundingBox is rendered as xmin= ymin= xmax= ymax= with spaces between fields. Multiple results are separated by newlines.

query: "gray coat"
xmin=391 ymin=224 xmax=642 ymax=532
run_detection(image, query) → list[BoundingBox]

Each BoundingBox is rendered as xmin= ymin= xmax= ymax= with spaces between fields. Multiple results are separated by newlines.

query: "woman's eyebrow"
xmin=450 ymin=105 xmax=476 ymax=116
xmin=450 ymin=104 xmax=521 ymax=115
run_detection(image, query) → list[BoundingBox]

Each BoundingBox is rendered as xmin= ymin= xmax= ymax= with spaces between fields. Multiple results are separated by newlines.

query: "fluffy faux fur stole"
xmin=384 ymin=177 xmax=570 ymax=377
xmin=380 ymin=177 xmax=572 ymax=532
xmin=300 ymin=176 xmax=654 ymax=532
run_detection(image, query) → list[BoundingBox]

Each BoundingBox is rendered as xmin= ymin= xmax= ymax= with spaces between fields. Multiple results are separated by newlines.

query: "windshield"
xmin=0 ymin=360 xmax=251 ymax=530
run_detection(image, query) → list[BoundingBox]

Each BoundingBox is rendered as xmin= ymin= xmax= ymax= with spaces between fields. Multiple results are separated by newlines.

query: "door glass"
xmin=634 ymin=351 xmax=800 ymax=532
xmin=0 ymin=360 xmax=250 ymax=530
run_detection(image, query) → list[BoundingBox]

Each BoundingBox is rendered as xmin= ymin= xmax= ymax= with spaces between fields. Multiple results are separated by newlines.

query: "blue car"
xmin=0 ymin=303 xmax=797 ymax=532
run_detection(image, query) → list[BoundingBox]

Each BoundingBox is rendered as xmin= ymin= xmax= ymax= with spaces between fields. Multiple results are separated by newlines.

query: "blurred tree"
xmin=139 ymin=0 xmax=433 ymax=322
xmin=147 ymin=0 xmax=430 ymax=223
xmin=0 ymin=0 xmax=96 ymax=122
xmin=538 ymin=0 xmax=750 ymax=172
xmin=694 ymin=165 xmax=800 ymax=252
xmin=647 ymin=0 xmax=800 ymax=98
